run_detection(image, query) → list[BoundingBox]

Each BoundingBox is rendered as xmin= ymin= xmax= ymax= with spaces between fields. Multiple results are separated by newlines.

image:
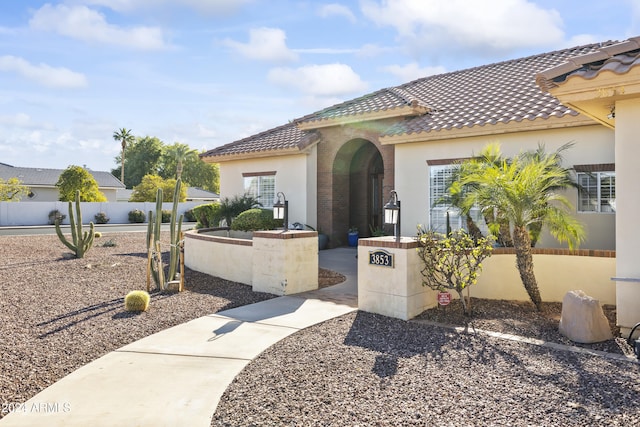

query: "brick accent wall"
xmin=315 ymin=120 xmax=397 ymax=247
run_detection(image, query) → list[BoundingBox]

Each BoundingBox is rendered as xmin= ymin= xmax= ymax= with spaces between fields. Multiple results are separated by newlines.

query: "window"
xmin=243 ymin=172 xmax=276 ymax=208
xmin=429 ymin=164 xmax=487 ymax=234
xmin=577 ymin=171 xmax=615 ymax=213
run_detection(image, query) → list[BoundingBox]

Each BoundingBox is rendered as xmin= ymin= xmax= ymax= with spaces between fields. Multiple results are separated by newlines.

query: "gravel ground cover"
xmin=0 ymin=232 xmax=279 ymax=419
xmin=3 ymin=232 xmax=639 ymax=426
xmin=213 ymin=309 xmax=640 ymax=426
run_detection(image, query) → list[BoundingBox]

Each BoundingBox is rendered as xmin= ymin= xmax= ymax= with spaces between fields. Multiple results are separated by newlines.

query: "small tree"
xmin=417 ymin=228 xmax=494 ymax=315
xmin=130 ymin=175 xmax=187 ymax=202
xmin=56 ymin=165 xmax=107 ymax=202
xmin=0 ymin=177 xmax=30 ymax=201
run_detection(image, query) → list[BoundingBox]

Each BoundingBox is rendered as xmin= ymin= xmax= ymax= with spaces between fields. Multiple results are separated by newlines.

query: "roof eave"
xmin=297 ymin=105 xmax=429 ymax=131
xmin=379 ymin=115 xmax=596 ymax=145
xmin=201 ymin=145 xmax=314 ymax=163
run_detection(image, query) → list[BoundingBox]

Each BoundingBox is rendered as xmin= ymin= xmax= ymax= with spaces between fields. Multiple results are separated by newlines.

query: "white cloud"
xmin=223 ymin=27 xmax=298 ymax=62
xmin=267 ymin=63 xmax=367 ymax=96
xmin=318 ymin=4 xmax=357 ymax=23
xmin=29 ymin=4 xmax=168 ymax=50
xmin=360 ymin=0 xmax=565 ymax=54
xmin=382 ymin=63 xmax=447 ymax=82
xmin=0 ymin=56 xmax=88 ymax=89
xmin=74 ymin=0 xmax=253 ymax=15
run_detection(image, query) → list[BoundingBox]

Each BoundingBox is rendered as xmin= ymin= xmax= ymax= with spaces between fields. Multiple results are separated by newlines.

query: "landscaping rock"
xmin=559 ymin=290 xmax=613 ymax=343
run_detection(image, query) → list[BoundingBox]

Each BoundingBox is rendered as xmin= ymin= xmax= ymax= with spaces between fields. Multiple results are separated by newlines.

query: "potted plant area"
xmin=348 ymin=226 xmax=359 ymax=247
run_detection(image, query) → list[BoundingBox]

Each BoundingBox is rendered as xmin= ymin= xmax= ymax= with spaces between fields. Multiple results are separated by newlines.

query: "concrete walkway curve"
xmin=0 ymin=248 xmax=358 ymax=427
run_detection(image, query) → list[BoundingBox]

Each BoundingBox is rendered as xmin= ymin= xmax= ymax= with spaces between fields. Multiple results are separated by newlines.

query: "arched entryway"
xmin=328 ymin=138 xmax=384 ymax=246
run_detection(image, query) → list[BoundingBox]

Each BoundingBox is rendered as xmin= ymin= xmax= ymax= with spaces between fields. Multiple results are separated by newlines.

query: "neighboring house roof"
xmin=201 ymin=40 xmax=619 ymax=162
xmin=0 ymin=163 xmax=125 ymax=188
xmin=186 ymin=187 xmax=220 ymax=200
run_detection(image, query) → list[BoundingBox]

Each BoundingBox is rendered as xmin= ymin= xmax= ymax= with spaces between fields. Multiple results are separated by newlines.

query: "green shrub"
xmin=128 ymin=209 xmax=146 ymax=223
xmin=161 ymin=209 xmax=171 ymax=223
xmin=183 ymin=208 xmax=196 ymax=222
xmin=124 ymin=290 xmax=150 ymax=312
xmin=231 ymin=208 xmax=282 ymax=232
xmin=48 ymin=209 xmax=66 ymax=225
xmin=94 ymin=212 xmax=110 ymax=224
xmin=192 ymin=203 xmax=222 ymax=228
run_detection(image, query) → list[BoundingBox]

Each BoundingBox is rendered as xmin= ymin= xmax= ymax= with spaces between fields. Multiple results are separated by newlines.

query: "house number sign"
xmin=369 ymin=249 xmax=394 ymax=268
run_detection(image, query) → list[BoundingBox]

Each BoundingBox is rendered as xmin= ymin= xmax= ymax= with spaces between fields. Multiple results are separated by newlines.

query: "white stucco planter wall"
xmin=357 ymin=237 xmax=438 ymax=321
xmin=184 ymin=230 xmax=253 ymax=285
xmin=252 ymin=230 xmax=318 ymax=296
xmin=184 ymin=229 xmax=319 ymax=296
xmin=473 ymin=250 xmax=616 ymax=305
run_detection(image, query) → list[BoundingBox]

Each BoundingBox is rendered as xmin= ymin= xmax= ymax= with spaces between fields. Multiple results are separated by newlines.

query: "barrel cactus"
xmin=124 ymin=290 xmax=150 ymax=312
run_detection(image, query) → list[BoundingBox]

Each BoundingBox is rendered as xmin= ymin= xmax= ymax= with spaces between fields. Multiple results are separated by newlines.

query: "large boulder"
xmin=559 ymin=290 xmax=613 ymax=343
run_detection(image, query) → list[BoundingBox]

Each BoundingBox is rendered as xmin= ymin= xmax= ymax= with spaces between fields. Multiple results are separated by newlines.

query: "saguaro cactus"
xmin=55 ymin=190 xmax=95 ymax=258
xmin=146 ymin=179 xmax=184 ymax=291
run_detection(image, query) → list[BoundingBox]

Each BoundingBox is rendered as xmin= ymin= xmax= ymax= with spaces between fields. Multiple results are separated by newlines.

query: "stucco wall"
xmin=393 ymin=123 xmax=616 ymax=250
xmin=183 ymin=231 xmax=253 ymax=285
xmin=358 ymin=238 xmax=615 ymax=321
xmin=473 ymin=252 xmax=616 ymax=305
xmin=218 ymin=150 xmax=317 ymax=228
xmin=614 ymin=97 xmax=640 ymax=332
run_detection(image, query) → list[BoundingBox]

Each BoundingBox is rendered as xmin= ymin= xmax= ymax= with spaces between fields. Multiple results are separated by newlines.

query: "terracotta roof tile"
xmin=537 ymin=37 xmax=640 ymax=91
xmin=200 ymin=121 xmax=316 ymax=159
xmin=203 ymin=41 xmax=619 ymax=159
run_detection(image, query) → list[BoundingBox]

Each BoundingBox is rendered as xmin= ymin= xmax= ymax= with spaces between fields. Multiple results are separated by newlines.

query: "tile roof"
xmin=200 ymin=121 xmax=318 ymax=159
xmin=0 ymin=163 xmax=125 ymax=188
xmin=537 ymin=38 xmax=640 ymax=91
xmin=202 ymin=40 xmax=619 ymax=160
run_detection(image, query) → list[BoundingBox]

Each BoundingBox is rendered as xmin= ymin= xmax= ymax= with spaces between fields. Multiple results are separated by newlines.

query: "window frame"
xmin=576 ymin=170 xmax=616 ymax=213
xmin=242 ymin=171 xmax=276 ymax=208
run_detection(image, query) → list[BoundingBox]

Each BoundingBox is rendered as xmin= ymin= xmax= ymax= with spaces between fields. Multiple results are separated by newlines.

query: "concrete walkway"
xmin=0 ymin=247 xmax=358 ymax=427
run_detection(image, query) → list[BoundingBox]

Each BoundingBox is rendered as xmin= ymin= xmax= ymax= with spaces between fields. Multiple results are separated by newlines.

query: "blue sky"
xmin=0 ymin=0 xmax=638 ymax=173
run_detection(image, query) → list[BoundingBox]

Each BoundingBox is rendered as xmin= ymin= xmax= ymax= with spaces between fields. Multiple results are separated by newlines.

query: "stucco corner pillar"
xmin=252 ymin=230 xmax=318 ymax=296
xmin=613 ymin=98 xmax=640 ymax=337
xmin=357 ymin=236 xmax=437 ymax=320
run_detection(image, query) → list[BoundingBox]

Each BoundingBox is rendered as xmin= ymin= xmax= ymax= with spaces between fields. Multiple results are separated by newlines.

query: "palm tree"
xmin=457 ymin=143 xmax=585 ymax=310
xmin=165 ymin=142 xmax=198 ymax=179
xmin=113 ymin=128 xmax=134 ymax=185
xmin=171 ymin=143 xmax=198 ymax=180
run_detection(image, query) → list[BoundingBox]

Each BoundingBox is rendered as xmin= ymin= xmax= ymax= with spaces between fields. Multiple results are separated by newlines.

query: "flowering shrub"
xmin=416 ymin=228 xmax=494 ymax=315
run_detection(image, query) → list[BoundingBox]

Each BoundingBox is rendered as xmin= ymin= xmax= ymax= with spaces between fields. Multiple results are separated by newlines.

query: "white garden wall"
xmin=0 ymin=201 xmax=206 ymax=226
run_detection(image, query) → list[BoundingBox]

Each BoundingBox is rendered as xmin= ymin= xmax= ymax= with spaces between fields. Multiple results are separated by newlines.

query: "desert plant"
xmin=231 ymin=208 xmax=282 ymax=232
xmin=101 ymin=238 xmax=117 ymax=247
xmin=161 ymin=209 xmax=171 ymax=223
xmin=54 ymin=190 xmax=95 ymax=258
xmin=147 ymin=179 xmax=184 ymax=291
xmin=94 ymin=232 xmax=102 ymax=238
xmin=417 ymin=228 xmax=494 ymax=315
xmin=48 ymin=209 xmax=66 ymax=225
xmin=124 ymin=290 xmax=150 ymax=312
xmin=94 ymin=212 xmax=110 ymax=224
xmin=128 ymin=209 xmax=146 ymax=223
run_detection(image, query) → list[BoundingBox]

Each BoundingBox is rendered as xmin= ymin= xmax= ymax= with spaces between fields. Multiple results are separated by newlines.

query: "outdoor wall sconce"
xmin=383 ymin=190 xmax=400 ymax=242
xmin=273 ymin=191 xmax=289 ymax=231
